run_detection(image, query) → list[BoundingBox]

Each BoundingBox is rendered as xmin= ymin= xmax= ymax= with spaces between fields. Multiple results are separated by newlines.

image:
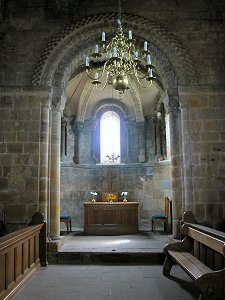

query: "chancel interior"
xmin=0 ymin=0 xmax=225 ymax=299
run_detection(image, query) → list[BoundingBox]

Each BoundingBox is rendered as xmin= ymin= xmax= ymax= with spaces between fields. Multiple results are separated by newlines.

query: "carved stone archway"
xmin=33 ymin=13 xmax=198 ymax=238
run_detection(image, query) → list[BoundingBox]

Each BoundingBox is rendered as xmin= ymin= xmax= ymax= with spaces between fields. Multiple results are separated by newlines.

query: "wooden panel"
xmin=214 ymin=252 xmax=224 ymax=271
xmin=15 ymin=244 xmax=23 ymax=281
xmin=193 ymin=240 xmax=200 ymax=259
xmin=206 ymin=247 xmax=215 ymax=270
xmin=0 ymin=223 xmax=44 ymax=300
xmin=199 ymin=243 xmax=207 ymax=265
xmin=0 ymin=254 xmax=6 ymax=293
xmin=84 ymin=202 xmax=139 ymax=235
xmin=29 ymin=238 xmax=35 ymax=267
xmin=188 ymin=227 xmax=225 ymax=255
xmin=23 ymin=241 xmax=29 ymax=273
xmin=6 ymin=249 xmax=15 ymax=289
xmin=34 ymin=234 xmax=39 ymax=262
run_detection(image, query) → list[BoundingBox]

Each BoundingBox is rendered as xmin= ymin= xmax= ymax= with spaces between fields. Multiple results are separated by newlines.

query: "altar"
xmin=84 ymin=202 xmax=139 ymax=235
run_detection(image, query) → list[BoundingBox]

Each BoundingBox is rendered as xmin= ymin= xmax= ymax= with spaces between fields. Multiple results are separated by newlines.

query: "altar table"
xmin=84 ymin=202 xmax=139 ymax=235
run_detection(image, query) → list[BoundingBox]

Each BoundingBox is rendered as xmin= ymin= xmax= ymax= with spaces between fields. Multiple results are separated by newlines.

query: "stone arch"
xmin=33 ymin=13 xmax=197 ymax=238
xmin=91 ymin=99 xmax=129 ymax=120
xmin=76 ymin=77 xmax=145 ymax=123
xmin=32 ymin=13 xmax=197 ymax=106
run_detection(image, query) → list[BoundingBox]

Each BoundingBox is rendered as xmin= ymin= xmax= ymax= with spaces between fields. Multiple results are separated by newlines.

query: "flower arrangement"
xmin=121 ymin=191 xmax=128 ymax=203
xmin=90 ymin=191 xmax=97 ymax=203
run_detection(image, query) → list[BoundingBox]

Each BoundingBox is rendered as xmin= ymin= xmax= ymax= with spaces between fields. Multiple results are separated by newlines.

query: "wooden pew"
xmin=0 ymin=212 xmax=47 ymax=300
xmin=163 ymin=223 xmax=225 ymax=300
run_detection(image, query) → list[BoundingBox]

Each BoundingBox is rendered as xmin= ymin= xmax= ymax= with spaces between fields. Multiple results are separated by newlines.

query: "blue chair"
xmin=60 ymin=215 xmax=72 ymax=234
xmin=151 ymin=197 xmax=171 ymax=233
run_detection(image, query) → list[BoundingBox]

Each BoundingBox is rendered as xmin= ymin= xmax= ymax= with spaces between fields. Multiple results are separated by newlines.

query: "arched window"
xmin=100 ymin=111 xmax=121 ymax=164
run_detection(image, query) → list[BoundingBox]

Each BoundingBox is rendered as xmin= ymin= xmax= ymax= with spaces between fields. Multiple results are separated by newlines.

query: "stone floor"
xmin=12 ymin=231 xmax=200 ymax=299
xmin=13 ymin=264 xmax=200 ymax=300
xmin=60 ymin=230 xmax=168 ymax=252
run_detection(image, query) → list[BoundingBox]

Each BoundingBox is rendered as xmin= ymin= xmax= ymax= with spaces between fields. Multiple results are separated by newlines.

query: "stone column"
xmin=167 ymin=95 xmax=182 ymax=238
xmin=39 ymin=103 xmax=50 ymax=223
xmin=125 ymin=121 xmax=131 ymax=163
xmin=155 ymin=117 xmax=163 ymax=157
xmin=180 ymin=103 xmax=194 ymax=211
xmin=49 ymin=107 xmax=62 ymax=239
xmin=138 ymin=121 xmax=146 ymax=162
xmin=61 ymin=118 xmax=67 ymax=160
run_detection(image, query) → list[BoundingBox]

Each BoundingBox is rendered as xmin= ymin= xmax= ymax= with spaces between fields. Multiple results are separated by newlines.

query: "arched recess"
xmin=75 ymin=76 xmax=145 ymax=123
xmin=33 ymin=13 xmax=198 ymax=238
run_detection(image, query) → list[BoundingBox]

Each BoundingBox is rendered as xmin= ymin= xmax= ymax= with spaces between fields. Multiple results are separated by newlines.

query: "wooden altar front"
xmin=84 ymin=202 xmax=139 ymax=235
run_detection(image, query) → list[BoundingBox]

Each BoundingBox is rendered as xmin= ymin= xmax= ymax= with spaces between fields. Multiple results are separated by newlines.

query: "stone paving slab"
xmin=12 ymin=265 xmax=200 ymax=300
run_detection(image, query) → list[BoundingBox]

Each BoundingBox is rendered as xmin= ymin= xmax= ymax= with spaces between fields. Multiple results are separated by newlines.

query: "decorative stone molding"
xmin=31 ymin=13 xmax=197 ymax=100
xmin=91 ymin=99 xmax=129 ymax=120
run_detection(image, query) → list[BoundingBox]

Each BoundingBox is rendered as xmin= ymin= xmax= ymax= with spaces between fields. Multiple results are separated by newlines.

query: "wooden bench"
xmin=163 ymin=223 xmax=225 ymax=300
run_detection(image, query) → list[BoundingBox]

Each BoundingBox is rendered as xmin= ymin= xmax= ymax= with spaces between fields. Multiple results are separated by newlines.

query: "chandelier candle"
xmin=102 ymin=32 xmax=105 ymax=42
xmin=128 ymin=30 xmax=132 ymax=40
xmin=95 ymin=44 xmax=99 ymax=54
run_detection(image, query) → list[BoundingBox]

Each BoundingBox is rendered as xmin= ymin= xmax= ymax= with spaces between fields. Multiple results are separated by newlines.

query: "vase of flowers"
xmin=90 ymin=192 xmax=97 ymax=203
xmin=121 ymin=191 xmax=128 ymax=203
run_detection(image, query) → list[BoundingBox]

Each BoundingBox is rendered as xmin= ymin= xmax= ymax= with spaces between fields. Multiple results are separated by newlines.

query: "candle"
xmin=148 ymin=68 xmax=153 ymax=78
xmin=95 ymin=44 xmax=99 ymax=53
xmin=147 ymin=54 xmax=151 ymax=65
xmin=117 ymin=18 xmax=121 ymax=25
xmin=85 ymin=56 xmax=89 ymax=66
xmin=113 ymin=47 xmax=117 ymax=57
xmin=95 ymin=72 xmax=99 ymax=80
xmin=144 ymin=41 xmax=148 ymax=51
xmin=102 ymin=32 xmax=105 ymax=42
xmin=128 ymin=30 xmax=132 ymax=39
xmin=135 ymin=51 xmax=139 ymax=59
xmin=108 ymin=52 xmax=112 ymax=59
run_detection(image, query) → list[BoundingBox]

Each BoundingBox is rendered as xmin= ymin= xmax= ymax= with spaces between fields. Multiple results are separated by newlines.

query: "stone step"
xmin=48 ymin=251 xmax=165 ymax=265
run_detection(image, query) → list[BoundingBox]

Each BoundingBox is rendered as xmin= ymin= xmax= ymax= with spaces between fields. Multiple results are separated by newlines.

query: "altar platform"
xmin=16 ymin=231 xmax=200 ymax=300
xmin=48 ymin=230 xmax=172 ymax=264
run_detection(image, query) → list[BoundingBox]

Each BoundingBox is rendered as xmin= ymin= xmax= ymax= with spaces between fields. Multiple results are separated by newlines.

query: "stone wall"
xmin=60 ymin=162 xmax=171 ymax=230
xmin=0 ymin=89 xmax=44 ymax=231
xmin=179 ymin=86 xmax=225 ymax=229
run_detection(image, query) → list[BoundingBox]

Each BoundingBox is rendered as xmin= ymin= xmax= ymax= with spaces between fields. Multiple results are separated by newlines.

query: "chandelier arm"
xmin=86 ymin=69 xmax=97 ymax=81
xmin=101 ymin=59 xmax=113 ymax=77
xmin=95 ymin=71 xmax=110 ymax=91
xmin=131 ymin=61 xmax=148 ymax=80
xmin=135 ymin=75 xmax=153 ymax=88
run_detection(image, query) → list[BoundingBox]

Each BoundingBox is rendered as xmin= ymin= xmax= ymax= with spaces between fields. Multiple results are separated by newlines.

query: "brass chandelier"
xmin=85 ymin=18 xmax=155 ymax=95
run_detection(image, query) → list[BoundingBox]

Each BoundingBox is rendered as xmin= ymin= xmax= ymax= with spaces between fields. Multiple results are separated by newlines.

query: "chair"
xmin=151 ymin=197 xmax=171 ymax=233
xmin=60 ymin=215 xmax=72 ymax=234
